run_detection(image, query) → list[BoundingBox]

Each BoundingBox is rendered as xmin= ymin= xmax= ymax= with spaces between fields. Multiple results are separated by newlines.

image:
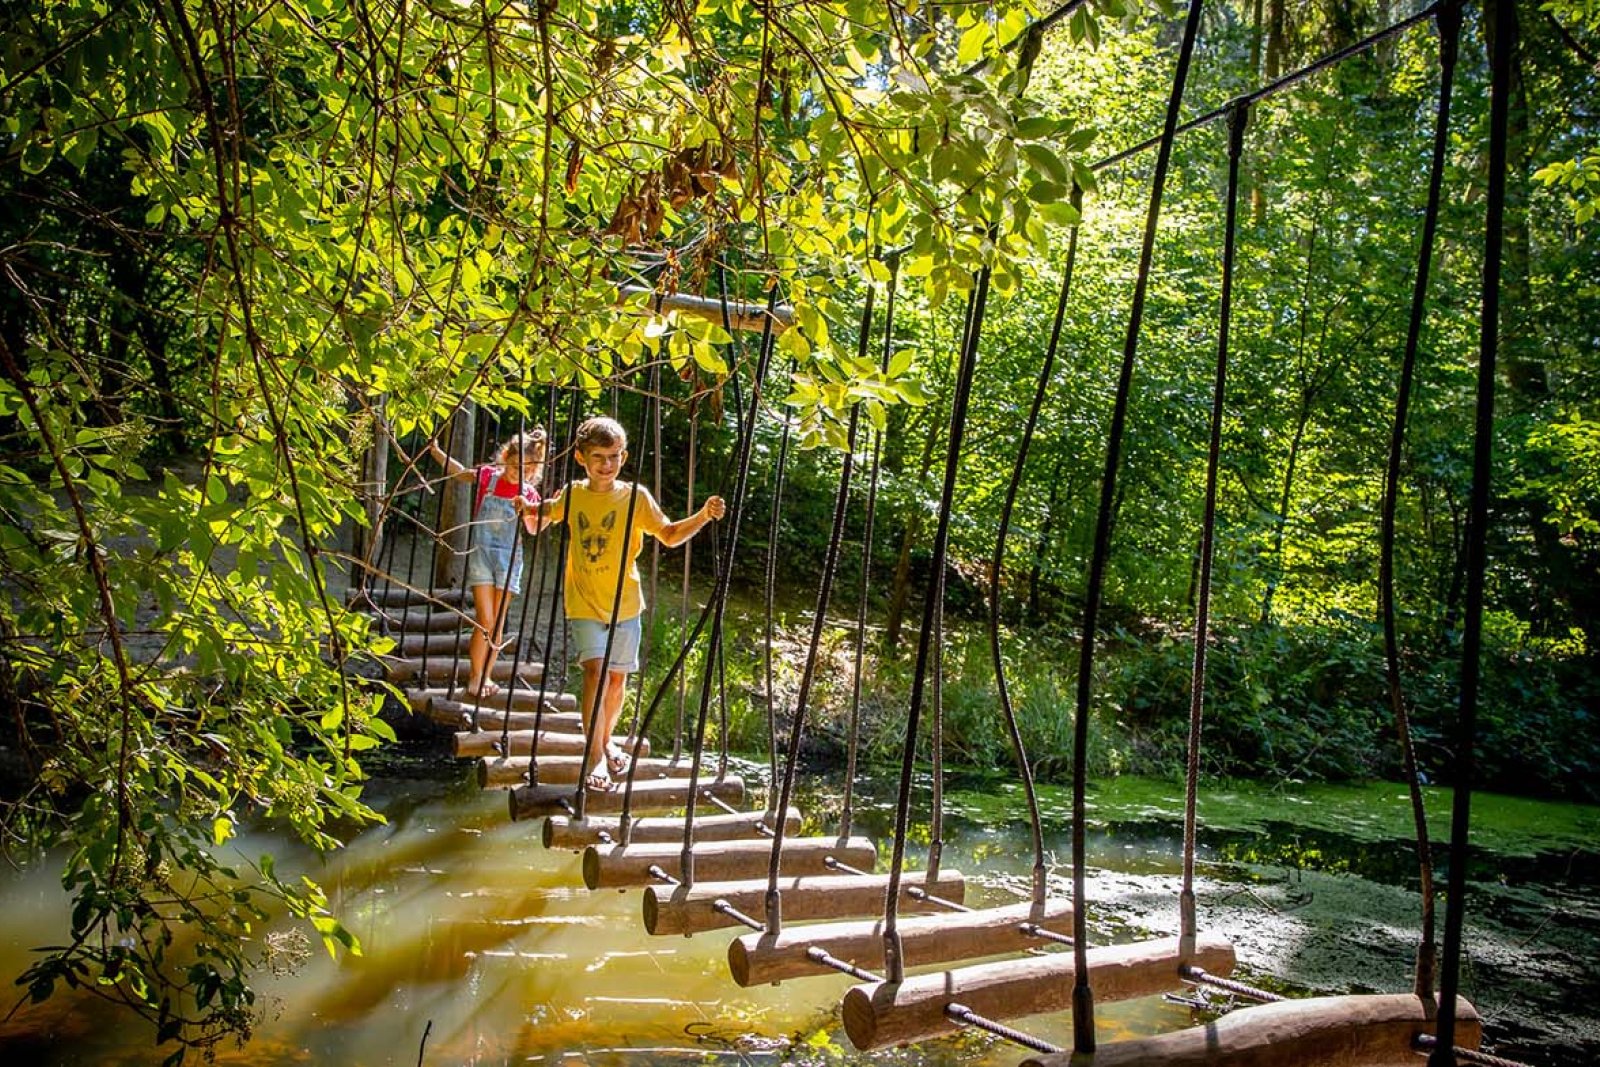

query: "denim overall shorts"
xmin=466 ymin=492 xmax=524 ymax=592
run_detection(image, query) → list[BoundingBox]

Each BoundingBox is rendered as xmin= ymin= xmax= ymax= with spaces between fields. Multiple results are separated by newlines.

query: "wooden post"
xmin=1020 ymin=993 xmax=1480 ymax=1067
xmin=729 ymin=899 xmax=1075 ymax=987
xmin=435 ymin=403 xmax=474 ymax=588
xmin=542 ymin=807 xmax=801 ymax=849
xmin=842 ymin=934 xmax=1237 ymax=1051
xmin=354 ymin=394 xmax=389 ymax=587
xmin=643 ymin=871 xmax=968 ymax=937
xmin=583 ymin=836 xmax=876 ymax=890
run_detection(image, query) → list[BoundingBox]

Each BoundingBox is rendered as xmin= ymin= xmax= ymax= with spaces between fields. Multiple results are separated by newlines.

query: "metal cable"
xmin=1380 ymin=0 xmax=1461 ymax=1001
xmin=763 ymin=283 xmax=876 ymax=935
xmin=1069 ymin=1 xmax=1205 ymax=1051
xmin=945 ymin=1003 xmax=1063 ymax=1055
xmin=884 ymin=269 xmax=992 ymax=982
xmin=1182 ymin=100 xmax=1248 ymax=953
xmin=988 ymin=185 xmax=1082 ymax=910
xmin=1431 ymin=0 xmax=1511 ymax=1060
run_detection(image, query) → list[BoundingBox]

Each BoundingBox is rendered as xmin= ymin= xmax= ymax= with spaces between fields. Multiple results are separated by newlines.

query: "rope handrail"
xmin=1092 ymin=2 xmax=1441 ymax=174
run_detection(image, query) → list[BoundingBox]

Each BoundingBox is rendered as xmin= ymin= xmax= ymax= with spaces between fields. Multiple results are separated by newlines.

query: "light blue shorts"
xmin=570 ymin=616 xmax=642 ymax=673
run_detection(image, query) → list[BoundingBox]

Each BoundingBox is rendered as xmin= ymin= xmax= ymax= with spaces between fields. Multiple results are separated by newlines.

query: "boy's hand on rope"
xmin=703 ymin=496 xmax=726 ymax=521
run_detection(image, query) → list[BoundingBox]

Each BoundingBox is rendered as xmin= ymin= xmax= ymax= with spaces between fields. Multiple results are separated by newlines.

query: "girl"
xmin=428 ymin=428 xmax=546 ymax=700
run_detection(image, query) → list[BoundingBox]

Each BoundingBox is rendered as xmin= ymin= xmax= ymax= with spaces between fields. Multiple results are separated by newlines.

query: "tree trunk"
xmin=1484 ymin=0 xmax=1598 ymax=655
xmin=435 ymin=403 xmax=475 ymax=588
xmin=1265 ymin=0 xmax=1288 ymax=80
xmin=1484 ymin=0 xmax=1545 ymax=401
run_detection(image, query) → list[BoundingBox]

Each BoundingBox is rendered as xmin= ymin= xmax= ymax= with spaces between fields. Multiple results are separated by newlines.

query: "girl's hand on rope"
xmin=702 ymin=496 xmax=726 ymax=521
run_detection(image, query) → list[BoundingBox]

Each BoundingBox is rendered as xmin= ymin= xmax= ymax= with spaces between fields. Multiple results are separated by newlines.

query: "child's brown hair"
xmin=497 ymin=427 xmax=547 ymax=470
xmin=573 ymin=416 xmax=627 ymax=454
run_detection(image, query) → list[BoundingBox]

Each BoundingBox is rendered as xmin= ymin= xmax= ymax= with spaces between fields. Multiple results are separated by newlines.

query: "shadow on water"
xmin=0 ymin=751 xmax=1595 ymax=1066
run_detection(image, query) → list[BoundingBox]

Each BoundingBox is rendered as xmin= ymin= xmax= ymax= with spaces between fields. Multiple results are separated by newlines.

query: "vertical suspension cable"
xmin=884 ymin=262 xmax=993 ymax=983
xmin=674 ymin=412 xmax=699 ymax=762
xmin=629 ymin=361 xmax=664 ymax=743
xmin=989 ymin=185 xmax=1084 ymax=910
xmin=503 ymin=382 xmax=557 ymax=754
xmin=762 ymin=283 xmax=875 ymax=935
xmin=1069 ymin=1 xmax=1205 ymax=1050
xmin=1381 ymin=0 xmax=1461 ymax=1001
xmin=529 ymin=390 xmax=582 ymax=787
xmin=763 ymin=368 xmax=794 ymax=787
xmin=670 ymin=290 xmax=780 ymax=882
xmin=1182 ymin=102 xmax=1248 ymax=955
xmin=1430 ymin=0 xmax=1509 ymax=1060
xmin=841 ymin=254 xmax=898 ymax=841
xmin=573 ymin=395 xmax=647 ymax=822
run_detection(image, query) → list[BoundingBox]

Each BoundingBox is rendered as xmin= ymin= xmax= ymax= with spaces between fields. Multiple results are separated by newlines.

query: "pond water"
xmin=0 ymin=753 xmax=1595 ymax=1066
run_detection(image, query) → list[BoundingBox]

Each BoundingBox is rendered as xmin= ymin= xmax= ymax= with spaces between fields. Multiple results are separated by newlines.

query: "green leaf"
xmin=957 ymin=21 xmax=992 ymax=65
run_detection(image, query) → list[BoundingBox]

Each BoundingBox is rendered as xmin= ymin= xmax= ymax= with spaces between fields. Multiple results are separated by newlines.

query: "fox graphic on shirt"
xmin=577 ymin=509 xmax=617 ymax=564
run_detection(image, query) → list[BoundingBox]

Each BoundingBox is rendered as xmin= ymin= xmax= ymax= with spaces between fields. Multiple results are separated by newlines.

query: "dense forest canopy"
xmin=0 ymin=0 xmax=1595 ymax=1057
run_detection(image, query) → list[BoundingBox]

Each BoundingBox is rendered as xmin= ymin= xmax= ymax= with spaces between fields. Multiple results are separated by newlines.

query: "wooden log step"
xmin=643 ymin=871 xmax=968 ymax=937
xmin=422 ymin=700 xmax=582 ymax=733
xmin=583 ymin=835 xmax=876 ymax=890
xmin=382 ymin=656 xmax=544 ymax=684
xmin=509 ymin=775 xmax=745 ymax=822
xmin=364 ymin=606 xmax=476 ymax=634
xmin=397 ymin=630 xmax=516 ymax=656
xmin=842 ymin=933 xmax=1236 ymax=1052
xmin=1020 ymin=993 xmax=1481 ymax=1067
xmin=453 ymin=730 xmax=650 ymax=759
xmin=478 ymin=754 xmax=695 ymax=789
xmin=729 ymin=898 xmax=1075 ymax=987
xmin=349 ymin=586 xmax=470 ymax=609
xmin=542 ymin=806 xmax=802 ymax=850
xmin=408 ymin=688 xmax=570 ymax=714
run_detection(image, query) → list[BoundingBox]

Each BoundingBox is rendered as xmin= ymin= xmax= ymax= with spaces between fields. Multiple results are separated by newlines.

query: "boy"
xmin=535 ymin=416 xmax=724 ymax=790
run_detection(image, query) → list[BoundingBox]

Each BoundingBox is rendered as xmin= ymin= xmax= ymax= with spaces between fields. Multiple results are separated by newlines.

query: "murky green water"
xmin=1 ymin=756 xmax=1595 ymax=1066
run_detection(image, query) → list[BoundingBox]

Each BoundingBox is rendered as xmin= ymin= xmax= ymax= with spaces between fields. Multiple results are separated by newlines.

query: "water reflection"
xmin=0 ymin=759 xmax=1595 ymax=1066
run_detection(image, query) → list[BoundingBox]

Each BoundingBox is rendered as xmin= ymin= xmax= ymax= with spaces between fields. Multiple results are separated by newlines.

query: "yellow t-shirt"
xmin=541 ymin=481 xmax=668 ymax=623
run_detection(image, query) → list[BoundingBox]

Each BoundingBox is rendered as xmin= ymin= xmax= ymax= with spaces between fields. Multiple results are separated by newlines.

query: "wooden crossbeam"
xmin=643 ymin=871 xmax=968 ymax=937
xmin=583 ymin=835 xmax=876 ymax=890
xmin=729 ymin=898 xmax=1075 ymax=987
xmin=508 ymin=775 xmax=745 ymax=821
xmin=619 ymin=284 xmax=794 ymax=335
xmin=478 ymin=754 xmax=694 ymax=789
xmin=1020 ymin=993 xmax=1481 ymax=1067
xmin=542 ymin=806 xmax=801 ymax=849
xmin=842 ymin=934 xmax=1237 ymax=1051
xmin=453 ymin=730 xmax=651 ymax=759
